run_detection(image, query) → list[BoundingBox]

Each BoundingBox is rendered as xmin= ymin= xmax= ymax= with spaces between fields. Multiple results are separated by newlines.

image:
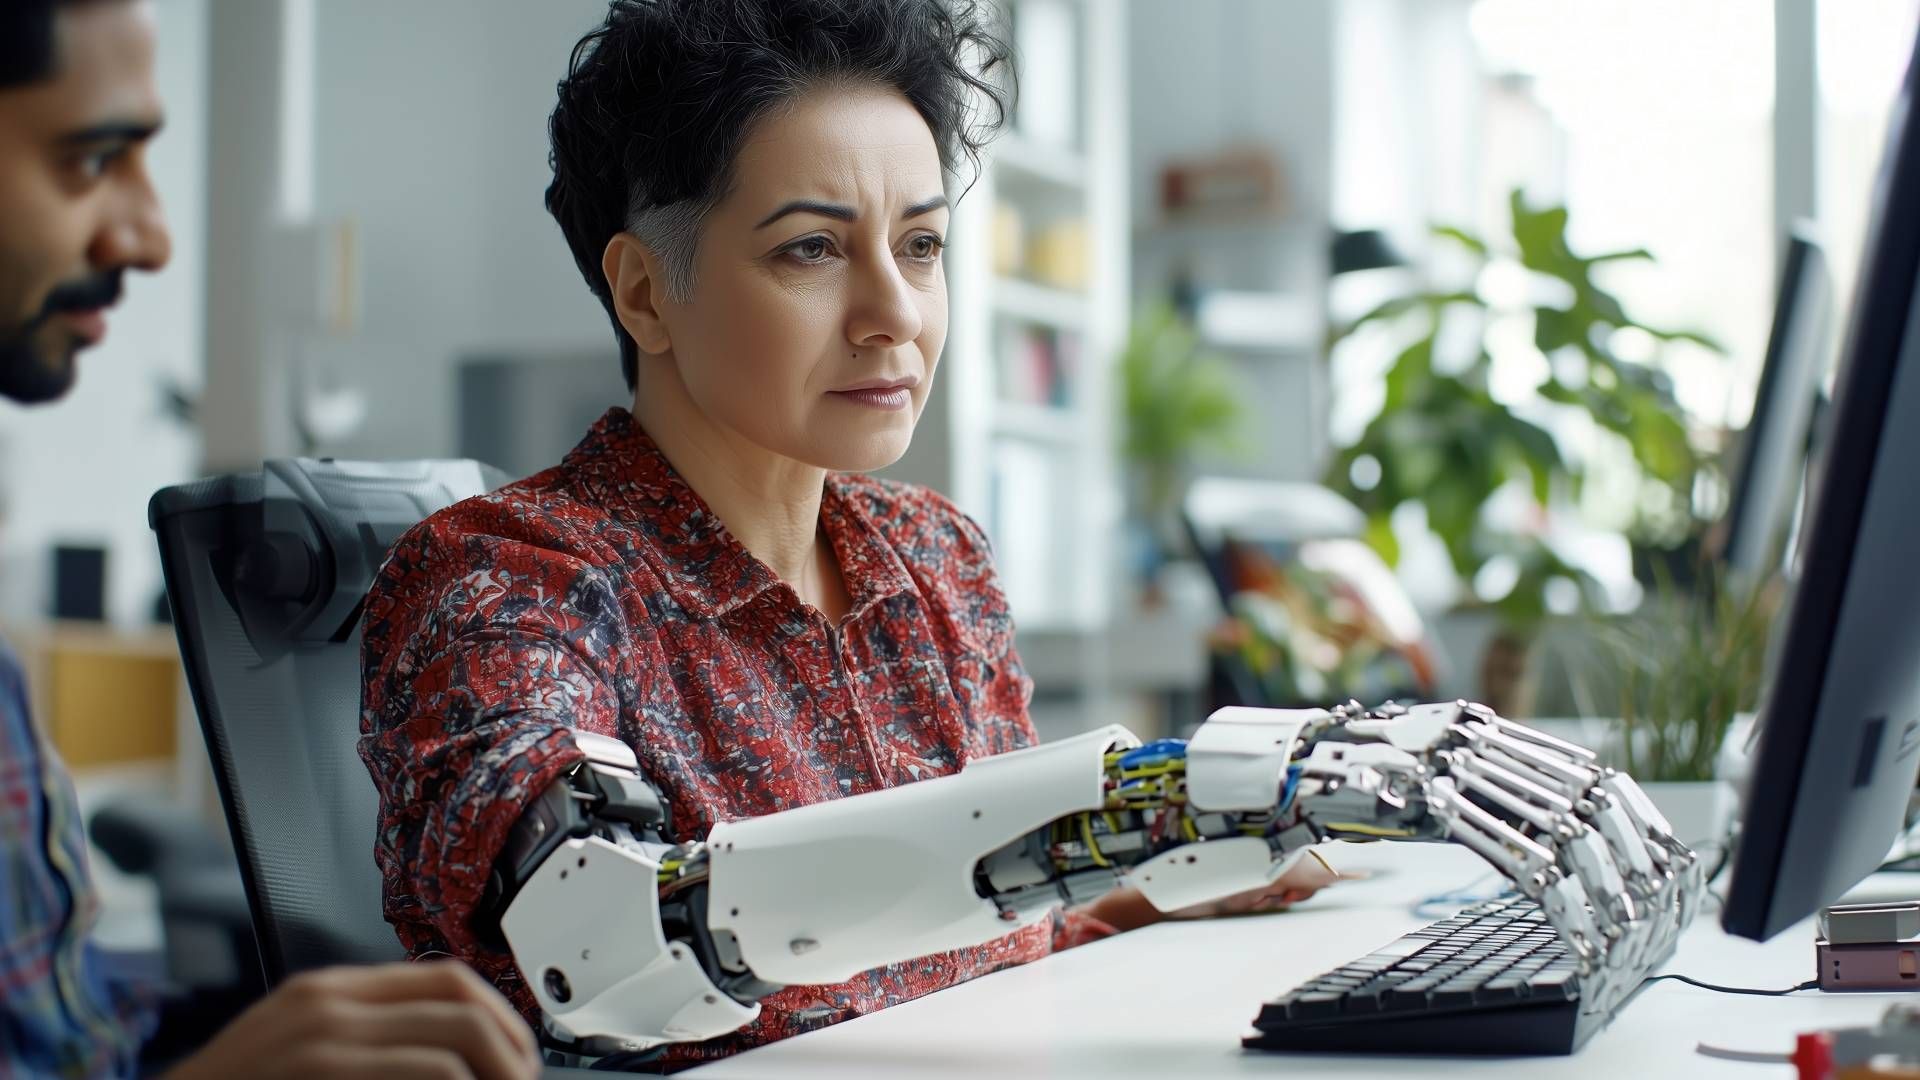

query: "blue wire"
xmin=1277 ymin=764 xmax=1303 ymax=814
xmin=1118 ymin=739 xmax=1188 ymax=770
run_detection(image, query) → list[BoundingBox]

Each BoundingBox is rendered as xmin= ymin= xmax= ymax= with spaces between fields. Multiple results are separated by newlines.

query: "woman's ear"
xmin=602 ymin=233 xmax=674 ymax=356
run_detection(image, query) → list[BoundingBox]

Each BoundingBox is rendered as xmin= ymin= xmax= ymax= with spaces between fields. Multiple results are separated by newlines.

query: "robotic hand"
xmin=1285 ymin=700 xmax=1703 ymax=1019
xmin=484 ymin=701 xmax=1701 ymax=1059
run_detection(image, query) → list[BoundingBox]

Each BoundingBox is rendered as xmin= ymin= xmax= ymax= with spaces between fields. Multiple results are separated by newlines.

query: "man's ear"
xmin=602 ymin=232 xmax=674 ymax=356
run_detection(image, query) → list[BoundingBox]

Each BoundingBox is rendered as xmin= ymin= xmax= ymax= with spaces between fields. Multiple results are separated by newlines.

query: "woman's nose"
xmin=846 ymin=257 xmax=925 ymax=349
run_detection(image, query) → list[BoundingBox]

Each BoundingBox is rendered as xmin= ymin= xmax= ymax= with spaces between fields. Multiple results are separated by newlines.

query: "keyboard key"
xmin=1529 ymin=970 xmax=1578 ymax=998
xmin=1287 ymin=992 xmax=1345 ymax=1019
xmin=1380 ymin=985 xmax=1434 ymax=1012
xmin=1474 ymin=980 xmax=1528 ymax=1005
xmin=1343 ymin=991 xmax=1385 ymax=1015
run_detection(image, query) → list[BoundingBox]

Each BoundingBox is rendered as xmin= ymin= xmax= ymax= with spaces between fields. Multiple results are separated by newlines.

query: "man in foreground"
xmin=0 ymin=1 xmax=541 ymax=1075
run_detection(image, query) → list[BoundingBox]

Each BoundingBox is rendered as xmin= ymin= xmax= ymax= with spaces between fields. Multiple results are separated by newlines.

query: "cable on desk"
xmin=1694 ymin=1043 xmax=1791 ymax=1063
xmin=1640 ymin=973 xmax=1820 ymax=996
xmin=1698 ymin=837 xmax=1735 ymax=886
xmin=1408 ymin=870 xmax=1512 ymax=919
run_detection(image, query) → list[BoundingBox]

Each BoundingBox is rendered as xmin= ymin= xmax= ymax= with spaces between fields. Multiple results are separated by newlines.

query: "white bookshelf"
xmin=994 ymin=134 xmax=1089 ymax=193
xmin=886 ymin=0 xmax=1128 ymax=649
xmin=991 ymin=277 xmax=1089 ymax=331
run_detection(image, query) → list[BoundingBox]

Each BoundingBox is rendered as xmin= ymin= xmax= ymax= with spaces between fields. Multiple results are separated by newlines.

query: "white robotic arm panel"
xmin=704 ymin=724 xmax=1138 ymax=985
xmin=1182 ymin=706 xmax=1324 ymax=811
xmin=501 ymin=834 xmax=757 ymax=1048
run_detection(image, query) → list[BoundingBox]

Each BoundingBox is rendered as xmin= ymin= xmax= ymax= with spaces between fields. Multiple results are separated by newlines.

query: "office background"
xmin=10 ymin=0 xmax=1914 ymax=955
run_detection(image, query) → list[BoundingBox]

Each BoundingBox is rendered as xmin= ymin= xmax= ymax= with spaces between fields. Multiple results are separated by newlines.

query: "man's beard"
xmin=0 ymin=271 xmax=122 ymax=405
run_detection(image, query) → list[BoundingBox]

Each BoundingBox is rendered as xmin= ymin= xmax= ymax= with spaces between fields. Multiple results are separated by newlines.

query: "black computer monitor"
xmin=1715 ymin=230 xmax=1831 ymax=584
xmin=1722 ymin=21 xmax=1920 ymax=942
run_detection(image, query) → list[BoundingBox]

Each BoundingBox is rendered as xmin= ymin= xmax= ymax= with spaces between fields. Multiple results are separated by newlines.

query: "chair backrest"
xmin=150 ymin=458 xmax=507 ymax=984
xmin=1179 ymin=476 xmax=1367 ymax=612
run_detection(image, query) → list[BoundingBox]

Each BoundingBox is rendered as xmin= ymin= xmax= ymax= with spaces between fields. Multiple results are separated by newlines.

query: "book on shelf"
xmin=994 ymin=320 xmax=1080 ymax=408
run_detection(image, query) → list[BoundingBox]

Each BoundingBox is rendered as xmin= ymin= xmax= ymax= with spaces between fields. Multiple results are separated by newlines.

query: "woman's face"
xmin=648 ymin=85 xmax=949 ymax=473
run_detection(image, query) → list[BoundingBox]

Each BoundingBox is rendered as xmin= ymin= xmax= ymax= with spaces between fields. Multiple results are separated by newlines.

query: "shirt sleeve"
xmin=358 ymin=514 xmax=627 ymax=1004
xmin=0 ymin=643 xmax=150 ymax=1077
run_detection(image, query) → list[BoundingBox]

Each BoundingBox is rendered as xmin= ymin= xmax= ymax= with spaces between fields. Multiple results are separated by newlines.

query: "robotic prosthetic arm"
xmin=485 ymin=701 xmax=1701 ymax=1058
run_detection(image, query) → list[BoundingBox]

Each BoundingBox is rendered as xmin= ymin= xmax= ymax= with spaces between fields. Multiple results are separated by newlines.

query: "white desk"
xmin=685 ymin=842 xmax=1914 ymax=1078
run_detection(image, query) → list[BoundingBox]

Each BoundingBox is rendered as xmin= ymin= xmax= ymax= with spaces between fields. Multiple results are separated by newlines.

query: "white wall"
xmin=309 ymin=0 xmax=622 ymax=463
xmin=1127 ymin=1 xmax=1335 ymax=230
xmin=1331 ymin=0 xmax=1480 ymax=247
xmin=0 ymin=0 xmax=207 ymax=627
xmin=1126 ymin=0 xmax=1336 ymax=481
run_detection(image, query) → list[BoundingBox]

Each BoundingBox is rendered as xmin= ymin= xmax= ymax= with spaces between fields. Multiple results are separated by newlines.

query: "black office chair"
xmin=1178 ymin=476 xmax=1440 ymax=711
xmin=149 ymin=458 xmax=508 ymax=985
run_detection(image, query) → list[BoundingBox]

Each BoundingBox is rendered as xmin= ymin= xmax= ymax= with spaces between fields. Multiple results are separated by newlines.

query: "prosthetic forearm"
xmin=484 ymin=702 xmax=1700 ymax=1058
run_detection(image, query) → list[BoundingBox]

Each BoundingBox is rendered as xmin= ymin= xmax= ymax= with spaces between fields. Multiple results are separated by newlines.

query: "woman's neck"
xmin=631 ymin=369 xmax=838 ymax=605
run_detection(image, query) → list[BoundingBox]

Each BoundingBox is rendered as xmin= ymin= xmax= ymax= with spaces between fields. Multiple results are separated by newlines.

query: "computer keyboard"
xmin=1245 ymin=895 xmax=1606 ymax=1056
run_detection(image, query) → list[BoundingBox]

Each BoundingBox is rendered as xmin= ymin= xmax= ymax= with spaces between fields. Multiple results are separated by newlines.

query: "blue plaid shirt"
xmin=1 ymin=641 xmax=150 ymax=1077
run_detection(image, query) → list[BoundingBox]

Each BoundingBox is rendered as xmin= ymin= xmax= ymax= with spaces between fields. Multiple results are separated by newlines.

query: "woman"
xmin=359 ymin=0 xmax=1334 ymax=1066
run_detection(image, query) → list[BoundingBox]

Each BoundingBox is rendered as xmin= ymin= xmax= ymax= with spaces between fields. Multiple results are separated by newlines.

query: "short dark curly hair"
xmin=546 ymin=0 xmax=1014 ymax=391
xmin=0 ymin=0 xmax=98 ymax=90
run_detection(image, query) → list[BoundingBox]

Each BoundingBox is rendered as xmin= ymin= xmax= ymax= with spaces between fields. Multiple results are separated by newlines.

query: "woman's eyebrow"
xmin=755 ymin=194 xmax=950 ymax=229
xmin=902 ymin=194 xmax=948 ymax=219
xmin=755 ymin=199 xmax=856 ymax=229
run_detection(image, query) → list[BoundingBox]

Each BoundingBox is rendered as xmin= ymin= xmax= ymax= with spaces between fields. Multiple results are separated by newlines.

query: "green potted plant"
xmin=1118 ymin=303 xmax=1245 ymax=567
xmin=1584 ymin=565 xmax=1784 ymax=843
xmin=1325 ymin=189 xmax=1723 ymax=715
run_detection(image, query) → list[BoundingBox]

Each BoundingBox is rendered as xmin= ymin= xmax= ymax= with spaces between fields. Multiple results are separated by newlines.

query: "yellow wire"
xmin=1181 ymin=815 xmax=1199 ymax=842
xmin=1079 ymin=813 xmax=1111 ymax=867
xmin=1323 ymin=821 xmax=1417 ymax=838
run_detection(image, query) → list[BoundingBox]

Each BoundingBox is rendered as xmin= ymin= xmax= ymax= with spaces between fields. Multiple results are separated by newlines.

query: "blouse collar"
xmin=565 ymin=407 xmax=915 ymax=623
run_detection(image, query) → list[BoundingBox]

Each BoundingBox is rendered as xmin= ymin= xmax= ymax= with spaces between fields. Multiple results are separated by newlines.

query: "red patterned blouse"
xmin=358 ymin=407 xmax=1114 ymax=1066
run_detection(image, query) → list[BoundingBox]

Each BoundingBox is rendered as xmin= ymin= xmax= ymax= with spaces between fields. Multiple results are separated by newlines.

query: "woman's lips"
xmin=829 ymin=385 xmax=913 ymax=410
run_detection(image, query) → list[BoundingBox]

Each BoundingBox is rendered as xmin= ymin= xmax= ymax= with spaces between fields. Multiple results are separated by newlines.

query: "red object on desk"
xmin=1795 ymin=1031 xmax=1834 ymax=1080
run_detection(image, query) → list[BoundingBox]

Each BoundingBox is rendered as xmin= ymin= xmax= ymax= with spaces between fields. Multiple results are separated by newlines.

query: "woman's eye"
xmin=786 ymin=236 xmax=834 ymax=263
xmin=904 ymin=235 xmax=945 ymax=261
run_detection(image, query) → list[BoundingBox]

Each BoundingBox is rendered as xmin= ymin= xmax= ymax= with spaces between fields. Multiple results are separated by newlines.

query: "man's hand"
xmin=163 ymin=961 xmax=542 ymax=1080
